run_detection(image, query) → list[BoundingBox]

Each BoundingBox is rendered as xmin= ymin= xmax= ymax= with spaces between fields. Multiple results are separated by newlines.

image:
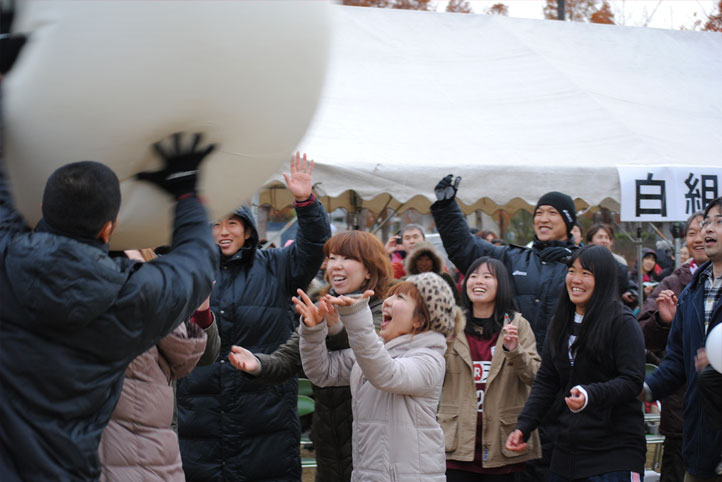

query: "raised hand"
xmin=656 ymin=290 xmax=678 ymax=324
xmin=228 ymin=345 xmax=259 ymax=373
xmin=434 ymin=174 xmax=461 ymax=202
xmin=137 ymin=132 xmax=217 ymax=199
xmin=283 ymin=152 xmax=314 ymax=202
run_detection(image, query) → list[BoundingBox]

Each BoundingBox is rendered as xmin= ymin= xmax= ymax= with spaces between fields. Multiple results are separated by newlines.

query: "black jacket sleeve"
xmin=516 ymin=335 xmax=562 ymax=440
xmin=582 ymin=312 xmax=646 ymax=409
xmin=123 ymin=197 xmax=220 ymax=358
xmin=0 ymin=156 xmax=30 ymax=241
xmin=280 ymin=199 xmax=331 ymax=294
xmin=431 ymin=198 xmax=506 ymax=275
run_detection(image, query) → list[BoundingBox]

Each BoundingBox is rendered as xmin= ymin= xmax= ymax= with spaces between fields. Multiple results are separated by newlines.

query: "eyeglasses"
xmin=700 ymin=217 xmax=722 ymax=229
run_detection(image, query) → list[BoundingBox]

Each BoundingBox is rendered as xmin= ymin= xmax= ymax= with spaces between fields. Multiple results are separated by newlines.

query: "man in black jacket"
xmin=431 ymin=175 xmax=579 ymax=482
xmin=176 ymin=152 xmax=331 ymax=481
xmin=0 ymin=130 xmax=218 ymax=481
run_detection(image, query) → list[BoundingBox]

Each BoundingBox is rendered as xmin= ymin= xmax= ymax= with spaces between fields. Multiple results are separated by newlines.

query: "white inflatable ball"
xmin=3 ymin=0 xmax=331 ymax=249
xmin=706 ymin=323 xmax=722 ymax=373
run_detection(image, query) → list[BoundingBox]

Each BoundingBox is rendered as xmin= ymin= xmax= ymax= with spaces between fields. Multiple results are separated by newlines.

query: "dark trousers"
xmin=660 ymin=436 xmax=684 ymax=482
xmin=547 ymin=471 xmax=643 ymax=482
xmin=446 ymin=469 xmax=517 ymax=482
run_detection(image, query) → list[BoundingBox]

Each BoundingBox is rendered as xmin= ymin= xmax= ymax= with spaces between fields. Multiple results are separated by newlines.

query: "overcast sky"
xmin=435 ymin=0 xmax=718 ymax=30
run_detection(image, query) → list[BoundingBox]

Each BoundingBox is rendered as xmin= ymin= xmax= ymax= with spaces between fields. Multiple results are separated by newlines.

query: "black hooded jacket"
xmin=176 ymin=201 xmax=331 ymax=481
xmin=0 ymin=165 xmax=218 ymax=480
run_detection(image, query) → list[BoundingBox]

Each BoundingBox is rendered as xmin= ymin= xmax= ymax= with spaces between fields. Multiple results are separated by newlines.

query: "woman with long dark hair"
xmin=506 ymin=245 xmax=646 ymax=482
xmin=440 ymin=257 xmax=541 ymax=482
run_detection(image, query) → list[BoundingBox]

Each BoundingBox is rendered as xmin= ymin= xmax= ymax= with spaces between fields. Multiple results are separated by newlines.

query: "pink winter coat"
xmin=99 ymin=322 xmax=208 ymax=481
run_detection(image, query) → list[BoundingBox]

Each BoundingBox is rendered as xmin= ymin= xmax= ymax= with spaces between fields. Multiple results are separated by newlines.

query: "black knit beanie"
xmin=535 ymin=191 xmax=576 ymax=237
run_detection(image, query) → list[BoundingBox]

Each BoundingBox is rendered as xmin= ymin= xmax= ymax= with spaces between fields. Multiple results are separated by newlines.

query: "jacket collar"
xmin=384 ymin=330 xmax=446 ymax=355
xmin=35 ymin=218 xmax=110 ymax=252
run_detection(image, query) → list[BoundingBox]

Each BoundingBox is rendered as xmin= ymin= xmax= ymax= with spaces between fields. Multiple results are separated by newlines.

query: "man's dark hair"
xmin=703 ymin=197 xmax=722 ymax=218
xmin=42 ymin=161 xmax=121 ymax=239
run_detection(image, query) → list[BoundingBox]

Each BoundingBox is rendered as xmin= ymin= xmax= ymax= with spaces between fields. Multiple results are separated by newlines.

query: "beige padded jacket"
xmin=300 ymin=299 xmax=447 ymax=482
xmin=438 ymin=311 xmax=542 ymax=468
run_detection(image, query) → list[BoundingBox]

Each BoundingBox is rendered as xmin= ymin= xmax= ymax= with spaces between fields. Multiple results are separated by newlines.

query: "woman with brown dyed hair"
xmin=228 ymin=230 xmax=393 ymax=482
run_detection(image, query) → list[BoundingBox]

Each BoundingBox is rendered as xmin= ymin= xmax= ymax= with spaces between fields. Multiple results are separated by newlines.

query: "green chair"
xmin=298 ymin=385 xmax=316 ymax=468
xmin=298 ymin=395 xmax=315 ymax=417
xmin=299 ymin=377 xmax=314 ymax=397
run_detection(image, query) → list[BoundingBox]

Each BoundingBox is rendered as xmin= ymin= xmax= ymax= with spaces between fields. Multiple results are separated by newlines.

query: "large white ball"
xmin=706 ymin=323 xmax=722 ymax=373
xmin=3 ymin=0 xmax=331 ymax=248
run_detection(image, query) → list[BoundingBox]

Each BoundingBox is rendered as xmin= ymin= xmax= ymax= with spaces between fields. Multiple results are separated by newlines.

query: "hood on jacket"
xmin=404 ymin=241 xmax=445 ymax=276
xmin=226 ymin=204 xmax=260 ymax=262
xmin=5 ymin=232 xmax=129 ymax=329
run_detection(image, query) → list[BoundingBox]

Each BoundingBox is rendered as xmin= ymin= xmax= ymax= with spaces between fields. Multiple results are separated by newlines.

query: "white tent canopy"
xmin=261 ymin=6 xmax=722 ymax=215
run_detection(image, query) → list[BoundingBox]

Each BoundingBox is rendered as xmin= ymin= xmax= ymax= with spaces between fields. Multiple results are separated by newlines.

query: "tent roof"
xmin=261 ymin=6 xmax=722 ymax=215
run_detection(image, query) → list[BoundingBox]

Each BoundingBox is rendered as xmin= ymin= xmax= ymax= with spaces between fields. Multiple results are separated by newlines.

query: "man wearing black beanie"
xmin=431 ymin=175 xmax=579 ymax=482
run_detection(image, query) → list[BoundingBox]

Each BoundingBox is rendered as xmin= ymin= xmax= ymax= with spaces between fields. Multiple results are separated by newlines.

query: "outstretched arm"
xmin=430 ymin=175 xmax=505 ymax=274
xmin=278 ymin=153 xmax=331 ymax=292
xmin=330 ymin=295 xmax=445 ymax=397
xmin=0 ymin=155 xmax=29 ymax=238
xmin=297 ymin=290 xmax=355 ymax=387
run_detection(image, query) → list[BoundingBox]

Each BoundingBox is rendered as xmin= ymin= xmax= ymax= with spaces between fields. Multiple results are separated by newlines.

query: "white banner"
xmin=618 ymin=166 xmax=722 ymax=221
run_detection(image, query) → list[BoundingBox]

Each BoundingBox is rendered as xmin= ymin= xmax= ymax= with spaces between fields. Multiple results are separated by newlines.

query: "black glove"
xmin=1 ymin=4 xmax=28 ymax=75
xmin=137 ymin=132 xmax=216 ymax=198
xmin=434 ymin=174 xmax=461 ymax=202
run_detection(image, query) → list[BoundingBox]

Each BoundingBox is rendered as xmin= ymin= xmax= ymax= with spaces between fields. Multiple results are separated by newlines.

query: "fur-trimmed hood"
xmin=404 ymin=240 xmax=445 ymax=276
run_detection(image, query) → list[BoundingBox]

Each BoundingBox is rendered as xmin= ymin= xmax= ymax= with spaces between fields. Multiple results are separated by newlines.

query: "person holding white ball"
xmin=644 ymin=196 xmax=722 ymax=481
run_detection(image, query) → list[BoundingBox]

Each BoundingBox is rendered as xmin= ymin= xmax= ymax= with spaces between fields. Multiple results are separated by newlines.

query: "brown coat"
xmin=438 ymin=312 xmax=542 ymax=468
xmin=99 ymin=322 xmax=208 ymax=482
xmin=637 ymin=263 xmax=692 ymax=437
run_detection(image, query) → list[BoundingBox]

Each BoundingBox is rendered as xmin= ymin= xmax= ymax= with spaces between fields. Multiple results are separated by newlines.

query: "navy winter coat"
xmin=176 ymin=200 xmax=330 ymax=481
xmin=646 ymin=261 xmax=722 ymax=478
xmin=431 ymin=199 xmax=572 ymax=353
xmin=0 ymin=167 xmax=218 ymax=481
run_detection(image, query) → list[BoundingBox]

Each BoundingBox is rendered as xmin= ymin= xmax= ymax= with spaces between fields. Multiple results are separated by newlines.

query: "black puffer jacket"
xmin=432 ymin=199 xmax=573 ymax=353
xmin=176 ymin=201 xmax=330 ymax=481
xmin=0 ymin=170 xmax=217 ymax=481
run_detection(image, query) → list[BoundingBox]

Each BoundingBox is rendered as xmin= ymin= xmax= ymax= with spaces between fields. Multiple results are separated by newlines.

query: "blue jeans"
xmin=548 ymin=471 xmax=643 ymax=482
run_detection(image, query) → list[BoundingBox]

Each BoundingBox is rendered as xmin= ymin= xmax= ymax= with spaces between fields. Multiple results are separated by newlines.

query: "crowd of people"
xmin=1 ymin=20 xmax=722 ymax=482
